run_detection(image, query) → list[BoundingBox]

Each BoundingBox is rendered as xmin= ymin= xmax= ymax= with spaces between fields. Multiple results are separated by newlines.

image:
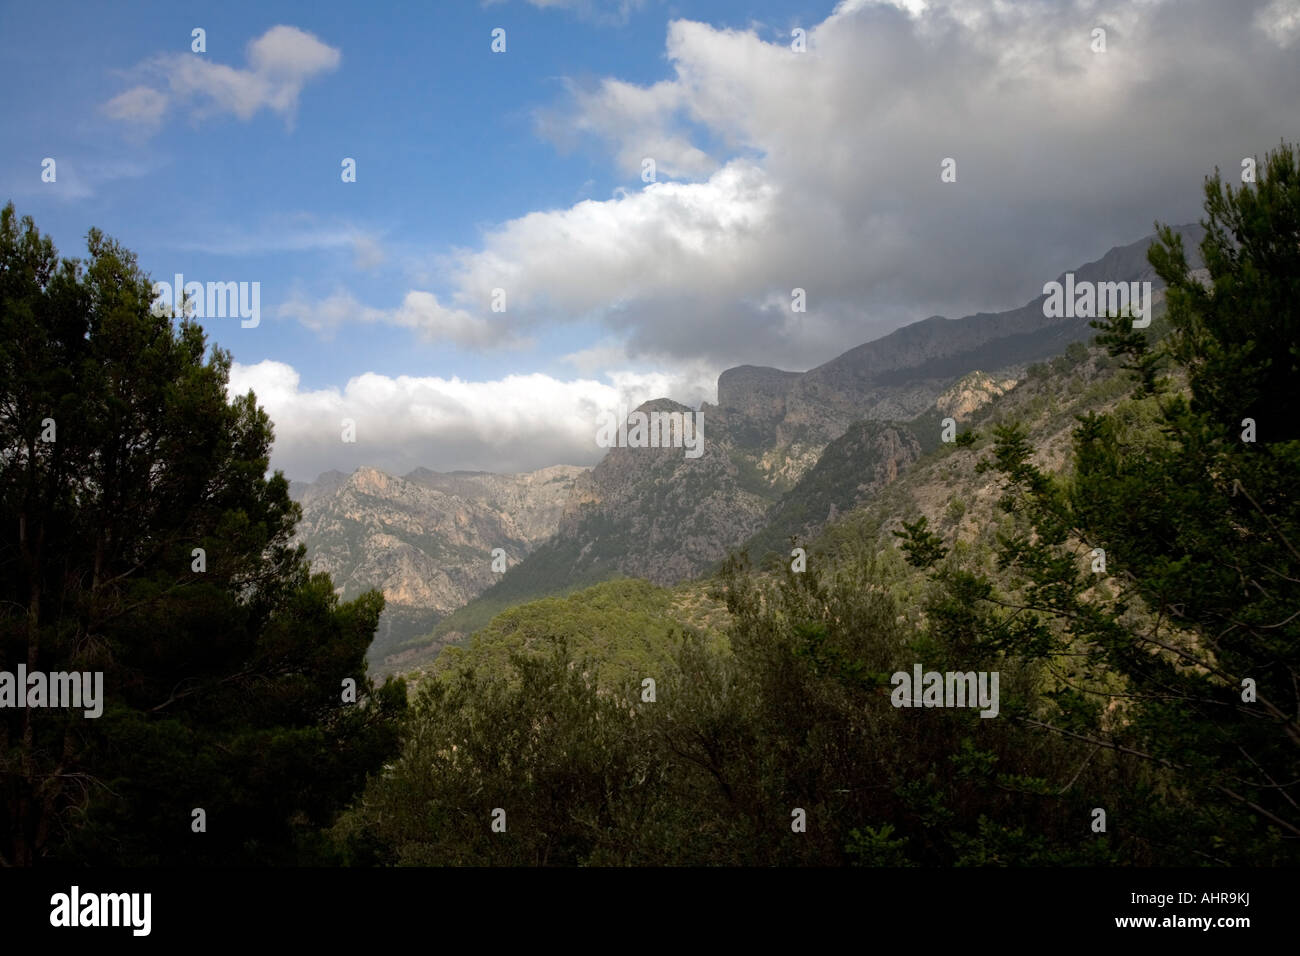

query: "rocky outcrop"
xmin=289 ymin=464 xmax=586 ymax=666
xmin=935 ymin=371 xmax=1019 ymax=419
xmin=742 ymin=419 xmax=923 ymax=558
xmin=555 ymin=398 xmax=770 ymax=585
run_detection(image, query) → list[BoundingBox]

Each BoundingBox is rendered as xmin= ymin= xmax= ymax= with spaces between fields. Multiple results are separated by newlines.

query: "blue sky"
xmin=3 ymin=0 xmax=1298 ymax=479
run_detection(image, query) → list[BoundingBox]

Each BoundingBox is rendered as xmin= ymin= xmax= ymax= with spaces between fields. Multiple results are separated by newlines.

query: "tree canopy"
xmin=0 ymin=203 xmax=405 ymax=865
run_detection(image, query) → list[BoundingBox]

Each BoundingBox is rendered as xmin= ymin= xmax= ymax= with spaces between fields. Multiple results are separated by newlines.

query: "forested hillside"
xmin=334 ymin=146 xmax=1300 ymax=866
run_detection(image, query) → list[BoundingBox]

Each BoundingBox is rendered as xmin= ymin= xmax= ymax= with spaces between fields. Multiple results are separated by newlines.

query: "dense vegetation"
xmin=423 ymin=531 xmax=622 ymax=648
xmin=0 ymin=204 xmax=406 ymax=865
xmin=972 ymin=142 xmax=1300 ymax=861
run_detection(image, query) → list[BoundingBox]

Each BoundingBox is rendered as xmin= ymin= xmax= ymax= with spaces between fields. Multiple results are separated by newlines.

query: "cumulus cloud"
xmin=388 ymin=291 xmax=506 ymax=348
xmin=229 ymin=359 xmax=717 ymax=479
xmin=537 ymin=78 xmax=715 ymax=179
xmin=374 ymin=0 xmax=1300 ymax=372
xmin=102 ymin=25 xmax=339 ymax=133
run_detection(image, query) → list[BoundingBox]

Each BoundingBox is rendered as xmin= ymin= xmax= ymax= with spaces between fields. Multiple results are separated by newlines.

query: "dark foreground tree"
xmin=983 ymin=142 xmax=1300 ymax=863
xmin=0 ymin=204 xmax=406 ymax=865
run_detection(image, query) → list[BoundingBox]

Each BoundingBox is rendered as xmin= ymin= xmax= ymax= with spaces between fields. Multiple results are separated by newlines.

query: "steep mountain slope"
xmin=741 ymin=420 xmax=922 ymax=561
xmin=709 ymin=224 xmax=1203 ymax=488
xmin=289 ymin=464 xmax=586 ymax=672
xmin=421 ymin=397 xmax=772 ymax=662
xmin=554 ymin=397 xmax=772 ymax=583
xmin=812 ymin=342 xmax=1156 ymax=567
xmin=407 ymin=326 xmax=1159 ymax=694
xmin=739 ymin=368 xmax=1020 ymax=562
xmin=419 ymin=230 xmax=1195 ymax=663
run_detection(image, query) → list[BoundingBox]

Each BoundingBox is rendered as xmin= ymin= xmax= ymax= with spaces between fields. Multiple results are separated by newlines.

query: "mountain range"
xmin=289 ymin=224 xmax=1202 ymax=674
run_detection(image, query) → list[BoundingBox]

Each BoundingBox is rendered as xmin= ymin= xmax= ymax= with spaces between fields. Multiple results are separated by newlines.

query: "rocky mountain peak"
xmin=716 ymin=365 xmax=800 ymax=415
xmin=347 ymin=466 xmax=399 ymax=497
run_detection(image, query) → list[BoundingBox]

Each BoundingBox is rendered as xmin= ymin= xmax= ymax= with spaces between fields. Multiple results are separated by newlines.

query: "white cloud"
xmin=560 ymin=338 xmax=720 ymax=406
xmin=247 ymin=24 xmax=342 ymax=78
xmin=229 ymin=359 xmax=710 ymax=479
xmin=388 ymin=291 xmax=501 ymax=347
xmin=422 ymin=161 xmax=787 ymax=361
xmin=1256 ymin=0 xmax=1300 ymax=46
xmin=102 ymin=85 xmax=169 ymax=128
xmin=380 ymin=0 xmax=1300 ymax=372
xmin=103 ymin=26 xmax=340 ymax=134
xmin=276 ymin=288 xmax=528 ymax=349
xmin=273 ymin=157 xmax=782 ymax=351
xmin=276 ymin=290 xmax=385 ymax=336
xmin=538 ymin=77 xmax=716 ymax=179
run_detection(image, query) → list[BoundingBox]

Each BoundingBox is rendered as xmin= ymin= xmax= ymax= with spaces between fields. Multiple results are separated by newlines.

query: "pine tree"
xmin=984 ymin=143 xmax=1300 ymax=862
xmin=0 ymin=204 xmax=406 ymax=865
